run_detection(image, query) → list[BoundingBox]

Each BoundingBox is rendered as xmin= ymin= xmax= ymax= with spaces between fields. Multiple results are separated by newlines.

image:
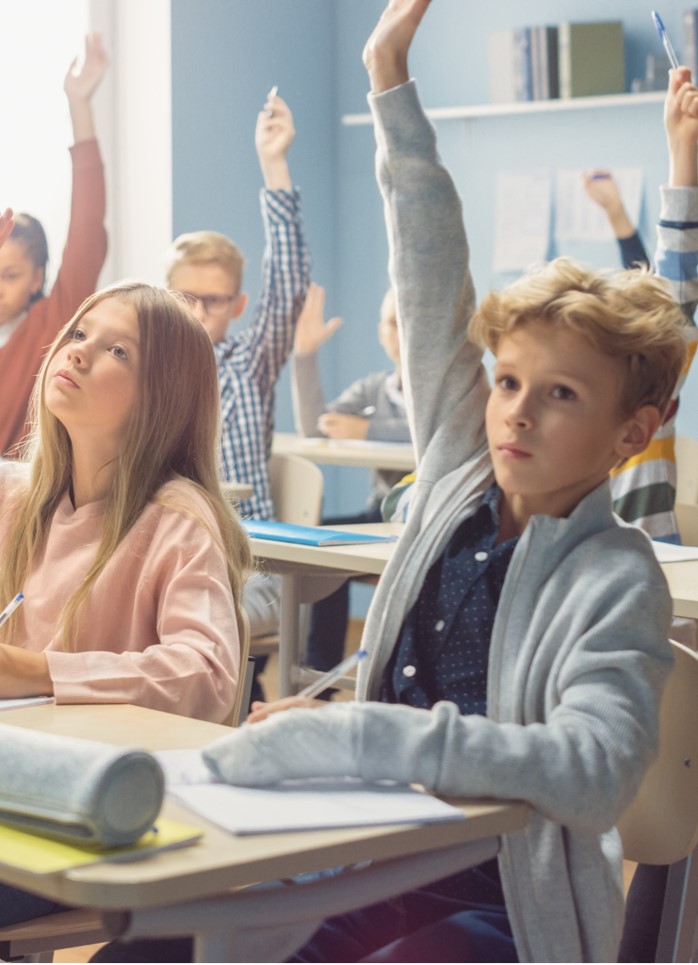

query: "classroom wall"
xmin=171 ymin=0 xmax=697 ymax=527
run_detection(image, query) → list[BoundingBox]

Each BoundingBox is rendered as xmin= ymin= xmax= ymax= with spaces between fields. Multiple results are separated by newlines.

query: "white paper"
xmin=170 ymin=778 xmax=465 ymax=836
xmin=493 ymin=170 xmax=552 ymax=272
xmin=155 ymin=748 xmax=223 ymax=786
xmin=652 ymin=541 xmax=698 ymax=563
xmin=555 ymin=168 xmax=644 ymax=242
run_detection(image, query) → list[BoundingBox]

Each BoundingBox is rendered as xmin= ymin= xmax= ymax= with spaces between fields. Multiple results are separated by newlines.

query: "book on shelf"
xmin=489 ymin=25 xmax=558 ymax=103
xmin=488 ymin=28 xmax=530 ymax=103
xmin=242 ymin=519 xmax=398 ymax=547
xmin=558 ymin=20 xmax=625 ymax=98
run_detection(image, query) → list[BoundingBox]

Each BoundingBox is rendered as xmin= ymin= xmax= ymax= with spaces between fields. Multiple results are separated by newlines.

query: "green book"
xmin=558 ymin=20 xmax=625 ymax=98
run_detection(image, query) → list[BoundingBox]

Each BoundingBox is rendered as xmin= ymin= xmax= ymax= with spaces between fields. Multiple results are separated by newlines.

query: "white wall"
xmin=91 ymin=0 xmax=172 ymax=286
xmin=1 ymin=0 xmax=89 ymax=289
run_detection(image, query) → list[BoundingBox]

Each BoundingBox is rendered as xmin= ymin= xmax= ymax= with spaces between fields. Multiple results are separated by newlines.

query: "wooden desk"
xmin=660 ymin=559 xmax=698 ymax=620
xmin=0 ymin=703 xmax=528 ymax=962
xmin=273 ymin=432 xmax=415 ymax=472
xmin=251 ymin=523 xmax=402 ymax=696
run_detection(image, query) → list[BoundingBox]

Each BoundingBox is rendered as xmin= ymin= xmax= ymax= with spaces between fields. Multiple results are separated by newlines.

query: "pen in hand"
xmin=297 ymin=648 xmax=368 ymax=699
xmin=652 ymin=11 xmax=680 ymax=69
xmin=0 ymin=592 xmax=24 ymax=629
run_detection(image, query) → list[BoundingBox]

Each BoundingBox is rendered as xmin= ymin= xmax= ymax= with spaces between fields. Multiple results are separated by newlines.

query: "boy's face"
xmin=486 ymin=320 xmax=654 ymax=524
xmin=169 ymin=263 xmax=246 ymax=343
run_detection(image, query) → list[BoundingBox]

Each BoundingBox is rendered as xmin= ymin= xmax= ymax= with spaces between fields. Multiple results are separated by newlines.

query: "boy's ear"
xmin=616 ymin=405 xmax=662 ymax=460
xmin=231 ymin=293 xmax=248 ymax=319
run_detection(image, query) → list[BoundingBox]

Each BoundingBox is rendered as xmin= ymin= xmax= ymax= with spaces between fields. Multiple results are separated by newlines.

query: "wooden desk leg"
xmin=278 ymin=572 xmax=301 ymax=698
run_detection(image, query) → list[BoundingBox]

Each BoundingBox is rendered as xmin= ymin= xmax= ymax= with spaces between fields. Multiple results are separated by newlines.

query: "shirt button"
xmin=475 ymin=551 xmax=488 ymax=562
xmin=435 ymin=620 xmax=445 ymax=632
xmin=402 ymin=664 xmax=417 ymax=678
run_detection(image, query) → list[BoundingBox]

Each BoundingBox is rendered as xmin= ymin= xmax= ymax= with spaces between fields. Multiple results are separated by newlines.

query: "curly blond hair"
xmin=469 ymin=257 xmax=687 ymax=418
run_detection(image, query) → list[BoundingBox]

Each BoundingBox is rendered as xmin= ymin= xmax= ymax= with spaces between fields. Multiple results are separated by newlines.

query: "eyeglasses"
xmin=176 ymin=292 xmax=238 ymax=316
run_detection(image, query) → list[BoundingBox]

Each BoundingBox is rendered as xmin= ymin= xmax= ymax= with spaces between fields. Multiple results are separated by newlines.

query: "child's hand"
xmin=0 ymin=209 xmax=14 ymax=249
xmin=581 ymin=171 xmax=622 ymax=213
xmin=665 ymin=68 xmax=698 ymax=187
xmin=294 ymin=282 xmax=343 ymax=356
xmin=64 ymin=33 xmax=109 ymax=104
xmin=363 ymin=0 xmax=432 ymax=93
xmin=247 ymin=695 xmax=326 ymax=724
xmin=255 ymin=93 xmax=295 ymax=188
xmin=318 ymin=412 xmax=370 ymax=440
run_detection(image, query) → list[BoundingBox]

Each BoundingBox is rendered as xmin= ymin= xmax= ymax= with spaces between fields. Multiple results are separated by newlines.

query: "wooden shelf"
xmin=342 ymin=90 xmax=664 ymax=126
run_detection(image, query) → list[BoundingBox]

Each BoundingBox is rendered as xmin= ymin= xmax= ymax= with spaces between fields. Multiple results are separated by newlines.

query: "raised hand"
xmin=581 ymin=171 xmax=634 ymax=239
xmin=64 ymin=33 xmax=109 ymax=143
xmin=64 ymin=32 xmax=109 ymax=105
xmin=293 ymin=282 xmax=343 ymax=356
xmin=363 ymin=0 xmax=432 ymax=93
xmin=665 ymin=67 xmax=698 ymax=186
xmin=255 ymin=92 xmax=295 ymax=190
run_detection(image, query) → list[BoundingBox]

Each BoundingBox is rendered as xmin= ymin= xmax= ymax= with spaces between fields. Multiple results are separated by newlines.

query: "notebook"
xmin=242 ymin=519 xmax=398 ymax=547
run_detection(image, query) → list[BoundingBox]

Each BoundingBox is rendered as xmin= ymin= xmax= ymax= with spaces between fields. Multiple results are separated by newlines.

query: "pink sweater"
xmin=0 ymin=475 xmax=239 ymax=722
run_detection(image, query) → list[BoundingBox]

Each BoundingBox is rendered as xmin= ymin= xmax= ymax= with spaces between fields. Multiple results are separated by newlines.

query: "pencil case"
xmin=0 ymin=722 xmax=164 ymax=847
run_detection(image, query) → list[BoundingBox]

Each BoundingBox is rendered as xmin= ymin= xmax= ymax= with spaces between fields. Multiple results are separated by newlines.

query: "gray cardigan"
xmin=206 ymin=82 xmax=673 ymax=963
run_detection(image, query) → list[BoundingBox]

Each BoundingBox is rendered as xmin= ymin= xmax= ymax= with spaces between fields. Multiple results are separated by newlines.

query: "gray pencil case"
xmin=0 ymin=722 xmax=164 ymax=847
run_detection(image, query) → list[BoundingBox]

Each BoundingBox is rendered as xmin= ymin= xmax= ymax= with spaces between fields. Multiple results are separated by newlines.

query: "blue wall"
xmin=172 ymin=0 xmax=697 ymax=526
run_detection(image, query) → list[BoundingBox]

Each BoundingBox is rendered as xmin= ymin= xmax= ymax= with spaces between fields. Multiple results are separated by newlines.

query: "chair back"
xmin=675 ymin=501 xmax=698 ymax=546
xmin=268 ymin=452 xmax=324 ymax=525
xmin=676 ymin=434 xmax=698 ymax=505
xmin=618 ymin=640 xmax=698 ymax=865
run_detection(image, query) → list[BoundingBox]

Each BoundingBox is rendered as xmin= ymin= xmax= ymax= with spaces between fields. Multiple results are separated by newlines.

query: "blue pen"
xmin=0 ymin=592 xmax=24 ymax=629
xmin=652 ymin=11 xmax=680 ymax=69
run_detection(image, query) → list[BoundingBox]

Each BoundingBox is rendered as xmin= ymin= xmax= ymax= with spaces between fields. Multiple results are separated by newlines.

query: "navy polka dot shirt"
xmin=380 ymin=483 xmax=518 ymax=905
xmin=381 ymin=484 xmax=517 ymax=714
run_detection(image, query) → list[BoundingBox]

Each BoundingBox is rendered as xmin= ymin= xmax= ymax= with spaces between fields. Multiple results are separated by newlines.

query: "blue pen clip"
xmin=652 ymin=10 xmax=680 ymax=69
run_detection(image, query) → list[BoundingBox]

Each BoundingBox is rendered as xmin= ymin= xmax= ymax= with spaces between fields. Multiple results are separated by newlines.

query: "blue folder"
xmin=242 ymin=519 xmax=398 ymax=547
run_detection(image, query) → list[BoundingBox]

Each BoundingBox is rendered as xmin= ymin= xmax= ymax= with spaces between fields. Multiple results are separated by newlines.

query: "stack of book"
xmin=489 ymin=19 xmax=625 ymax=104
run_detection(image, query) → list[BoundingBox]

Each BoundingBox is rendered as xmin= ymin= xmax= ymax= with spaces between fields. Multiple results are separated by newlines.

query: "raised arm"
xmin=582 ymin=170 xmax=650 ymax=270
xmin=363 ymin=0 xmax=487 ymax=470
xmin=291 ymin=282 xmax=342 ymax=436
xmin=655 ymin=67 xmax=698 ymax=319
xmin=47 ymin=34 xmax=109 ymax=323
xmin=243 ymin=94 xmax=310 ymax=384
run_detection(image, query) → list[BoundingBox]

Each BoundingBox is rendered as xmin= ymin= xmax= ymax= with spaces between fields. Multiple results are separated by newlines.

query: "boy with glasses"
xmin=166 ymin=91 xmax=310 ymax=641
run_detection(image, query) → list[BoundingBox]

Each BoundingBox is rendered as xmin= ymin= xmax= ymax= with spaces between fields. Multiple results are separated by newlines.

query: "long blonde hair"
xmin=1 ymin=281 xmax=252 ymax=646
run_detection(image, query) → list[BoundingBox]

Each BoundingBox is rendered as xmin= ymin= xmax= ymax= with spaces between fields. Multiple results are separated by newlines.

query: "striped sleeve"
xmin=611 ymin=185 xmax=698 ymax=543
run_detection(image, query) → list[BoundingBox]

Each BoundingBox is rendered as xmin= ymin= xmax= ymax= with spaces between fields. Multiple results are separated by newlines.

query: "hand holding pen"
xmin=247 ymin=649 xmax=368 ymax=723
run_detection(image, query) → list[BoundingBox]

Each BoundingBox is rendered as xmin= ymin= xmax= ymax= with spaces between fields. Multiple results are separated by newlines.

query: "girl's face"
xmin=0 ymin=240 xmax=44 ymax=325
xmin=45 ymin=297 xmax=140 ymax=449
